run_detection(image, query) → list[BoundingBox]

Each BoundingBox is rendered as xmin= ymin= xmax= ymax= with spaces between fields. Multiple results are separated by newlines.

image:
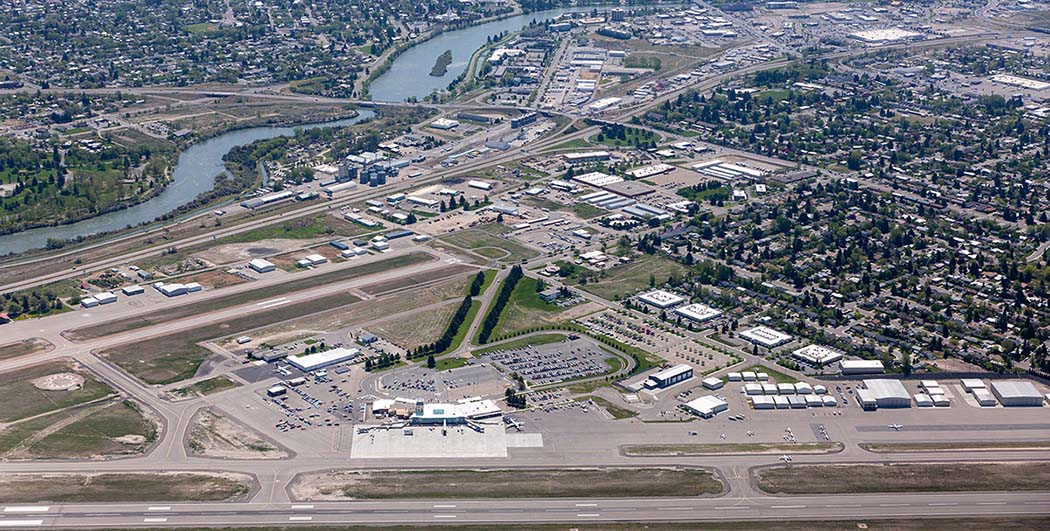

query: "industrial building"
xmin=792 ymin=344 xmax=844 ymax=367
xmin=989 ymin=380 xmax=1044 ymax=407
xmin=564 ymin=151 xmax=611 ymax=164
xmin=287 ymin=347 xmax=361 ymax=372
xmin=637 ymin=289 xmax=687 ymax=309
xmin=739 ymin=326 xmax=793 ymax=349
xmin=856 ymin=379 xmax=912 ymax=410
xmin=683 ymin=395 xmax=728 ymax=418
xmin=249 ymin=258 xmax=276 ymax=273
xmin=840 ymin=359 xmax=885 ymax=375
xmin=121 ymin=285 xmax=144 ymax=296
xmin=644 ymin=364 xmax=693 ymax=389
xmin=673 ymin=303 xmax=722 ymax=323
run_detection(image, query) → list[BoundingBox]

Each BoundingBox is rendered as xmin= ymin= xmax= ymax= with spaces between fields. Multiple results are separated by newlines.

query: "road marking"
xmin=575 ymin=503 xmax=598 ymax=507
xmin=0 ymin=521 xmax=43 ymax=527
xmin=433 ymin=515 xmax=457 ymax=519
xmin=4 ymin=507 xmax=49 ymax=513
xmin=433 ymin=504 xmax=457 ymax=508
xmin=879 ymin=504 xmax=909 ymax=507
xmin=288 ymin=516 xmax=313 ymax=521
xmin=977 ymin=502 xmax=1006 ymax=505
xmin=928 ymin=503 xmax=958 ymax=506
xmin=259 ymin=299 xmax=292 ymax=309
xmin=257 ymin=297 xmax=289 ymax=306
xmin=826 ymin=504 xmax=861 ymax=508
xmin=147 ymin=507 xmax=171 ymax=511
xmin=143 ymin=518 xmax=168 ymax=523
xmin=770 ymin=505 xmax=806 ymax=509
xmin=576 ymin=513 xmax=601 ymax=517
xmin=716 ymin=506 xmax=749 ymax=510
xmin=291 ymin=505 xmax=314 ymax=509
xmin=1025 ymin=501 xmax=1050 ymax=505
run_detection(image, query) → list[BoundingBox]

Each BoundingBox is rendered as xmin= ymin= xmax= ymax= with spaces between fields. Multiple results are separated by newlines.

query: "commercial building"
xmin=637 ymin=289 xmax=686 ymax=309
xmin=856 ymin=379 xmax=912 ymax=410
xmin=429 ymin=118 xmax=460 ymax=130
xmin=287 ymin=347 xmax=361 ymax=372
xmin=564 ymin=151 xmax=611 ymax=164
xmin=792 ymin=344 xmax=844 ymax=367
xmin=409 ymin=398 xmax=502 ymax=425
xmin=990 ymin=380 xmax=1044 ymax=407
xmin=683 ymin=395 xmax=728 ymax=418
xmin=266 ymin=385 xmax=287 ymax=398
xmin=467 ymin=180 xmax=493 ymax=191
xmin=739 ymin=326 xmax=793 ymax=349
xmin=95 ymin=292 xmax=117 ymax=305
xmin=121 ymin=285 xmax=144 ymax=296
xmin=673 ymin=303 xmax=722 ymax=323
xmin=644 ymin=364 xmax=693 ymax=389
xmin=839 ymin=359 xmax=884 ymax=375
xmin=249 ymin=258 xmax=276 ymax=273
xmin=702 ymin=377 xmax=724 ymax=390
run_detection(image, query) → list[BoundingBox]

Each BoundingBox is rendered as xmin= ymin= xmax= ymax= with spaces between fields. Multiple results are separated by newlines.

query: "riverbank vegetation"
xmin=430 ymin=50 xmax=453 ymax=77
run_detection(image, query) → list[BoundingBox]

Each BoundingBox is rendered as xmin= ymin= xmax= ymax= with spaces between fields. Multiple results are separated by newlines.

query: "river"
xmin=0 ymin=112 xmax=374 ymax=255
xmin=368 ymin=7 xmax=588 ymax=102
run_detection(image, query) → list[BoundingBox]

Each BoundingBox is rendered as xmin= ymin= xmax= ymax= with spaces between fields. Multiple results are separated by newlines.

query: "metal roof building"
xmin=287 ymin=347 xmax=360 ymax=372
xmin=683 ymin=395 xmax=728 ymax=418
xmin=857 ymin=379 xmax=912 ymax=409
xmin=840 ymin=359 xmax=885 ymax=375
xmin=990 ymin=380 xmax=1043 ymax=407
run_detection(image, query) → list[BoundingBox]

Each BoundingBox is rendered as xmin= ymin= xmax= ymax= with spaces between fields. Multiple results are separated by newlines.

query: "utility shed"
xmin=990 ymin=380 xmax=1043 ymax=407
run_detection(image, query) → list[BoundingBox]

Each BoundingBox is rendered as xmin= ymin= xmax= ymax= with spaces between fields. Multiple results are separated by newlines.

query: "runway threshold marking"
xmin=288 ymin=516 xmax=313 ymax=521
xmin=3 ymin=507 xmax=49 ymax=513
xmin=143 ymin=518 xmax=168 ymax=523
xmin=0 ymin=521 xmax=43 ymax=527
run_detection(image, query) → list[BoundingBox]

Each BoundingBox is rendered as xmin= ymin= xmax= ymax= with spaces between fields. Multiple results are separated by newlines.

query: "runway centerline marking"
xmin=575 ymin=503 xmax=597 ymax=507
xmin=826 ymin=504 xmax=861 ymax=508
xmin=977 ymin=502 xmax=1006 ymax=505
xmin=928 ymin=503 xmax=958 ymax=506
xmin=434 ymin=515 xmax=457 ymax=519
xmin=147 ymin=507 xmax=171 ymax=511
xmin=4 ymin=507 xmax=49 ymax=513
xmin=143 ymin=518 xmax=168 ymax=523
xmin=291 ymin=505 xmax=314 ymax=510
xmin=716 ymin=506 xmax=749 ymax=510
xmin=576 ymin=513 xmax=601 ymax=517
xmin=257 ymin=297 xmax=289 ymax=306
xmin=0 ymin=521 xmax=43 ymax=527
xmin=879 ymin=504 xmax=909 ymax=507
xmin=770 ymin=505 xmax=806 ymax=509
xmin=433 ymin=505 xmax=457 ymax=508
xmin=288 ymin=516 xmax=313 ymax=521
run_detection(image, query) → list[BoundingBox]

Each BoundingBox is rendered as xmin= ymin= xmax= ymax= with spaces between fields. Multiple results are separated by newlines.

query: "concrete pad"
xmin=350 ymin=425 xmax=509 ymax=459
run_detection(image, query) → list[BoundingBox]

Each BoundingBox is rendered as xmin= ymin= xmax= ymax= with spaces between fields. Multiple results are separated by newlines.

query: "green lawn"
xmin=578 ymin=256 xmax=687 ymax=300
xmin=438 ymin=228 xmax=538 ymax=264
xmin=572 ymin=203 xmax=606 ymax=219
xmin=582 ymin=395 xmax=638 ymax=420
xmin=493 ymin=277 xmax=571 ymax=337
xmin=742 ymin=364 xmax=798 ymax=384
xmin=170 ymin=376 xmax=240 ymax=398
xmin=185 ymin=22 xmax=219 ymax=34
xmin=0 ymin=362 xmax=115 ymax=423
xmin=434 ymin=357 xmax=469 ymax=371
xmin=437 ymin=300 xmax=481 ymax=356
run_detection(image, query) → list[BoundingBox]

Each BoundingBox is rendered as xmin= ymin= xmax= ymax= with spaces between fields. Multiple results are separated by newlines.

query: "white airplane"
xmin=888 ymin=424 xmax=904 ymax=431
xmin=780 ymin=455 xmax=793 ymax=462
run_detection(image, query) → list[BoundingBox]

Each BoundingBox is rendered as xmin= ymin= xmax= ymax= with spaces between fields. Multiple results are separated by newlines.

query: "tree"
xmin=427 ymin=355 xmax=436 ymax=369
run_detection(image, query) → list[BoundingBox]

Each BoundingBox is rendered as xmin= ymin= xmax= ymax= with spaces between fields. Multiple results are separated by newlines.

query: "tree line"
xmin=478 ymin=265 xmax=523 ymax=344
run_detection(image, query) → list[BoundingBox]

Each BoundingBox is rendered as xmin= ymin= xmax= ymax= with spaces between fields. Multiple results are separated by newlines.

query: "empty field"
xmin=359 ymin=264 xmax=474 ymax=296
xmin=0 ymin=472 xmax=252 ymax=503
xmin=0 ymin=400 xmax=157 ymax=459
xmin=67 ymin=252 xmax=432 ymax=341
xmin=291 ymin=468 xmax=723 ymax=500
xmin=583 ymin=396 xmax=637 ymax=420
xmin=169 ymin=376 xmax=240 ymax=399
xmin=494 ymin=277 xmax=600 ymax=337
xmin=0 ymin=338 xmax=52 ymax=361
xmin=754 ymin=462 xmax=1050 ymax=494
xmin=0 ymin=361 xmax=115 ymax=423
xmin=438 ymin=229 xmax=538 ymax=264
xmin=623 ymin=442 xmax=841 ymax=456
xmin=188 ymin=408 xmax=287 ymax=460
xmin=101 ymin=291 xmax=362 ymax=385
xmin=578 ymin=256 xmax=687 ymax=300
xmin=368 ymin=301 xmax=460 ymax=351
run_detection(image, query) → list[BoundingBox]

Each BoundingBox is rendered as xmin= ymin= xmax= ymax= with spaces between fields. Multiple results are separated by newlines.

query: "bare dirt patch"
xmin=0 ymin=471 xmax=253 ymax=503
xmin=187 ymin=408 xmax=288 ymax=460
xmin=31 ymin=372 xmax=85 ymax=391
xmin=196 ymin=238 xmax=320 ymax=265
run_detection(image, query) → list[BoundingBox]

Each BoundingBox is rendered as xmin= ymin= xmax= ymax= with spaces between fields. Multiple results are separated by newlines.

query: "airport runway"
xmin=1 ymin=491 xmax=1048 ymax=528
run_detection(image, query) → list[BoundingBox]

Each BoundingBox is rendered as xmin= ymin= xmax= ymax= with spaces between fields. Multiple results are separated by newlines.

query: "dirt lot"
xmin=0 ymin=338 xmax=53 ymax=361
xmin=0 ymin=472 xmax=252 ymax=503
xmin=176 ymin=269 xmax=249 ymax=289
xmin=755 ymin=462 xmax=1050 ymax=494
xmin=290 ymin=468 xmax=723 ymax=500
xmin=187 ymin=408 xmax=288 ymax=460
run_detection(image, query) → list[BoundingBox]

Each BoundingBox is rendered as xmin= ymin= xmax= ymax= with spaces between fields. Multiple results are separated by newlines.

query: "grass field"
xmin=438 ymin=228 xmax=538 ymax=264
xmin=0 ymin=472 xmax=251 ymax=503
xmin=217 ymin=215 xmax=370 ymax=244
xmin=572 ymin=203 xmax=606 ymax=219
xmin=368 ymin=302 xmax=460 ymax=351
xmin=359 ymin=265 xmax=473 ymax=296
xmin=472 ymin=333 xmax=567 ymax=356
xmin=494 ymin=277 xmax=590 ymax=337
xmin=185 ymin=22 xmax=219 ymax=34
xmin=623 ymin=442 xmax=840 ymax=456
xmin=754 ymin=462 xmax=1050 ymax=494
xmin=101 ymin=291 xmax=361 ymax=385
xmin=0 ymin=400 xmax=156 ymax=459
xmin=0 ymin=361 xmax=115 ymax=423
xmin=860 ymin=441 xmax=1050 ymax=453
xmin=578 ymin=256 xmax=687 ymax=300
xmin=467 ymin=269 xmax=496 ymax=296
xmin=0 ymin=338 xmax=51 ymax=361
xmin=170 ymin=376 xmax=240 ymax=399
xmin=69 ymin=252 xmax=432 ymax=341
xmin=582 ymin=396 xmax=637 ymax=420
xmin=293 ymin=468 xmax=722 ymax=500
xmin=434 ymin=357 xmax=469 ymax=371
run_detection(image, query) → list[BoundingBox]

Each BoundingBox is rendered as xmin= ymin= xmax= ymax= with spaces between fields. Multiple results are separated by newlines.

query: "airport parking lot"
xmin=477 ymin=337 xmax=616 ymax=386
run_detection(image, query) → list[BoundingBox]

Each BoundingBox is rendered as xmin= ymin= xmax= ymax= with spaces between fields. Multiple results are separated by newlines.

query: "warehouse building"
xmin=673 ymin=303 xmax=722 ymax=323
xmin=121 ymin=285 xmax=144 ymax=296
xmin=683 ymin=395 xmax=728 ymax=418
xmin=287 ymin=347 xmax=361 ymax=372
xmin=840 ymin=359 xmax=885 ymax=375
xmin=990 ymin=380 xmax=1044 ymax=407
xmin=739 ymin=326 xmax=793 ymax=349
xmin=792 ymin=344 xmax=843 ymax=367
xmin=637 ymin=289 xmax=686 ymax=309
xmin=973 ymin=388 xmax=997 ymax=407
xmin=702 ymin=377 xmax=724 ymax=390
xmin=857 ymin=379 xmax=912 ymax=410
xmin=645 ymin=364 xmax=693 ymax=389
xmin=249 ymin=258 xmax=276 ymax=273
